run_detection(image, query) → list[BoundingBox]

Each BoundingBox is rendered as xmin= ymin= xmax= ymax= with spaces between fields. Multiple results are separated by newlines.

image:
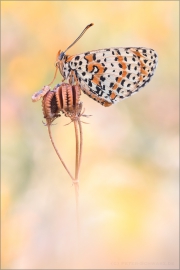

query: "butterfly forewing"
xmin=62 ymin=47 xmax=158 ymax=106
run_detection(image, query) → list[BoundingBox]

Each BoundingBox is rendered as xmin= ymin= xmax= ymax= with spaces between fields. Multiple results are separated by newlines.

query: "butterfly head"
xmin=49 ymin=24 xmax=94 ymax=86
xmin=57 ymin=23 xmax=94 ymax=63
xmin=54 ymin=50 xmax=66 ymax=79
xmin=55 ymin=50 xmax=64 ymax=64
xmin=59 ymin=51 xmax=65 ymax=60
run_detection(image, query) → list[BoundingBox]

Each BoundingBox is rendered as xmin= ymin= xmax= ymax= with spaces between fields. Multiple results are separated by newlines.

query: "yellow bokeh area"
xmin=1 ymin=1 xmax=179 ymax=269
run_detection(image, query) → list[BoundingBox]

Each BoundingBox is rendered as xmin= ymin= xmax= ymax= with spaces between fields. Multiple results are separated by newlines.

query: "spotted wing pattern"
xmin=62 ymin=47 xmax=158 ymax=106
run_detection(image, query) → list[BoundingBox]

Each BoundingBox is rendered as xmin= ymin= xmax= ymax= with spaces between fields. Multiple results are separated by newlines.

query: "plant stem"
xmin=78 ymin=119 xmax=83 ymax=174
xmin=47 ymin=117 xmax=83 ymax=240
xmin=73 ymin=120 xmax=80 ymax=237
xmin=74 ymin=120 xmax=79 ymax=180
xmin=47 ymin=123 xmax=74 ymax=181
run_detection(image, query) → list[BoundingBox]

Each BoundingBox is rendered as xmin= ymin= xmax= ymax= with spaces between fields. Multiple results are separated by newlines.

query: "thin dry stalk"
xmin=74 ymin=120 xmax=79 ymax=180
xmin=47 ymin=117 xmax=83 ymax=239
xmin=73 ymin=119 xmax=81 ymax=237
xmin=47 ymin=123 xmax=74 ymax=181
xmin=78 ymin=119 xmax=83 ymax=173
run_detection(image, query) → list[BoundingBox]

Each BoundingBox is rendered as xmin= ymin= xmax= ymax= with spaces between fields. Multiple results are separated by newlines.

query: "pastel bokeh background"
xmin=1 ymin=1 xmax=179 ymax=269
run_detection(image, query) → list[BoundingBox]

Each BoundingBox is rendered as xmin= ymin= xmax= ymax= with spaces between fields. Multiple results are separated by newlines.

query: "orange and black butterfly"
xmin=32 ymin=23 xmax=158 ymax=107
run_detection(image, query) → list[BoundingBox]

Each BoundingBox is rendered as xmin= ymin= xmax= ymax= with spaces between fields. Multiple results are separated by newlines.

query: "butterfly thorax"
xmin=62 ymin=55 xmax=72 ymax=79
xmin=56 ymin=53 xmax=74 ymax=84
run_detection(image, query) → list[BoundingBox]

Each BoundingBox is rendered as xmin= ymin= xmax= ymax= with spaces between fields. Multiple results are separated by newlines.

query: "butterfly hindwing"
xmin=63 ymin=47 xmax=158 ymax=106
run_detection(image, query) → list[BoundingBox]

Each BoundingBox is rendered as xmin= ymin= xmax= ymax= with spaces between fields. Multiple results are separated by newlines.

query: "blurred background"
xmin=1 ymin=1 xmax=179 ymax=269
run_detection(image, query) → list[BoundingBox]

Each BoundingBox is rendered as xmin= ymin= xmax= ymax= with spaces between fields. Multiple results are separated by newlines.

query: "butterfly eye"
xmin=59 ymin=52 xmax=65 ymax=60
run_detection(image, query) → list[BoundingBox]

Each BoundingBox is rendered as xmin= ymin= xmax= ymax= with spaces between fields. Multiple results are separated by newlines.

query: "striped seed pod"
xmin=42 ymin=88 xmax=60 ymax=125
xmin=42 ymin=83 xmax=82 ymax=124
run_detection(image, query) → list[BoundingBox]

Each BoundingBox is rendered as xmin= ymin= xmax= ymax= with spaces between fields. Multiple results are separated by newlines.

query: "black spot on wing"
xmin=93 ymin=54 xmax=96 ymax=61
xmin=116 ymin=87 xmax=122 ymax=93
xmin=121 ymin=79 xmax=125 ymax=86
xmin=116 ymin=49 xmax=121 ymax=55
xmin=100 ymin=76 xmax=106 ymax=82
xmin=110 ymin=82 xmax=114 ymax=87
xmin=88 ymin=80 xmax=92 ymax=87
xmin=75 ymin=56 xmax=80 ymax=61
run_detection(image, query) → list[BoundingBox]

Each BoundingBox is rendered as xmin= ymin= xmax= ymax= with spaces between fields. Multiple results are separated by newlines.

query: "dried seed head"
xmin=32 ymin=85 xmax=51 ymax=102
xmin=54 ymin=83 xmax=82 ymax=120
xmin=41 ymin=83 xmax=82 ymax=125
xmin=42 ymin=90 xmax=60 ymax=125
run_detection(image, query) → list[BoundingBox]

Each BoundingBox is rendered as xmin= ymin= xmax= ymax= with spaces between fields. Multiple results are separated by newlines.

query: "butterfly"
xmin=32 ymin=24 xmax=158 ymax=107
xmin=53 ymin=23 xmax=158 ymax=107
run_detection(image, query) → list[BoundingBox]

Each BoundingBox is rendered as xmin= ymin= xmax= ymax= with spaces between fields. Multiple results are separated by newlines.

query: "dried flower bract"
xmin=42 ymin=83 xmax=82 ymax=125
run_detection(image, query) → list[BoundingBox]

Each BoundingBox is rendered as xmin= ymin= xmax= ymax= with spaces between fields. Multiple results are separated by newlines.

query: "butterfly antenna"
xmin=61 ymin=23 xmax=94 ymax=58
